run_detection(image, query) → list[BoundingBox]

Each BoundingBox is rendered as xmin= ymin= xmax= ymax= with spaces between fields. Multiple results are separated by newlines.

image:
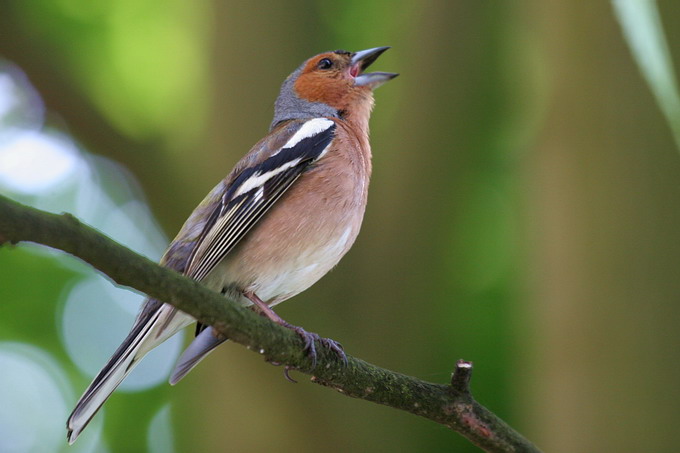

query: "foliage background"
xmin=1 ymin=1 xmax=680 ymax=452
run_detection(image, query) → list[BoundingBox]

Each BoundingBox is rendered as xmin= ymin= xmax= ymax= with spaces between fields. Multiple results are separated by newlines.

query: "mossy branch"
xmin=0 ymin=194 xmax=541 ymax=453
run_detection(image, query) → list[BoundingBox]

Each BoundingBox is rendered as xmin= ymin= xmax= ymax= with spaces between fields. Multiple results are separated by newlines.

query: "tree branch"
xmin=0 ymin=194 xmax=541 ymax=453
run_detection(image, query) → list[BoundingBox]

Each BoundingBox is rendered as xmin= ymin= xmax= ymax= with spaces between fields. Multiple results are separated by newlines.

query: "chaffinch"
xmin=67 ymin=46 xmax=397 ymax=443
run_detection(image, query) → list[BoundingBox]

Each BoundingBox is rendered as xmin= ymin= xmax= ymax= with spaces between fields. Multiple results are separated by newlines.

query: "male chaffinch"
xmin=66 ymin=46 xmax=397 ymax=443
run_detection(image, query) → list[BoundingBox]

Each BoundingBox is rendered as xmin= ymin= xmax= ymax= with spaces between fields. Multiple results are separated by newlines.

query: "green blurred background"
xmin=1 ymin=1 xmax=680 ymax=452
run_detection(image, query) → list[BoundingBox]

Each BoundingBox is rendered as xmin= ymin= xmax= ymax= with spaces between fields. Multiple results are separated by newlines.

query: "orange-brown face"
xmin=293 ymin=51 xmax=361 ymax=111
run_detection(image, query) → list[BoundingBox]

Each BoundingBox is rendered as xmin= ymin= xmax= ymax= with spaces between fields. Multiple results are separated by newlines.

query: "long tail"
xmin=66 ymin=303 xmax=192 ymax=444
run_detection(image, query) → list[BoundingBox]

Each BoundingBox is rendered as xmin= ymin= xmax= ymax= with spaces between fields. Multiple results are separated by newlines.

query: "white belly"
xmin=255 ymin=225 xmax=354 ymax=304
xmin=204 ymin=224 xmax=357 ymax=307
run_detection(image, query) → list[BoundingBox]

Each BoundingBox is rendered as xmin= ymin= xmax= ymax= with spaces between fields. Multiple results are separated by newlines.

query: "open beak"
xmin=351 ymin=46 xmax=399 ymax=89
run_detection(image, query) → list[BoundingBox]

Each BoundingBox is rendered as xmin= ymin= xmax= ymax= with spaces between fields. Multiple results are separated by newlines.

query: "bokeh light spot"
xmin=0 ymin=130 xmax=81 ymax=194
xmin=60 ymin=276 xmax=183 ymax=392
xmin=147 ymin=403 xmax=175 ymax=453
xmin=0 ymin=343 xmax=69 ymax=453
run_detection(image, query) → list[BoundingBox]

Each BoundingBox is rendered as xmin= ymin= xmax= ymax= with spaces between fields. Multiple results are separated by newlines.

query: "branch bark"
xmin=0 ymin=194 xmax=541 ymax=453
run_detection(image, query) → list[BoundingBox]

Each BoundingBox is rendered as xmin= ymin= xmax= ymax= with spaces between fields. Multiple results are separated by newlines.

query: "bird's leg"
xmin=243 ymin=291 xmax=347 ymax=369
xmin=244 ymin=291 xmax=317 ymax=366
xmin=244 ymin=291 xmax=290 ymax=324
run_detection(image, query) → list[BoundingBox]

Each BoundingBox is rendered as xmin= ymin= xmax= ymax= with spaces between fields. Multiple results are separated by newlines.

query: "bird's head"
xmin=271 ymin=47 xmax=397 ymax=130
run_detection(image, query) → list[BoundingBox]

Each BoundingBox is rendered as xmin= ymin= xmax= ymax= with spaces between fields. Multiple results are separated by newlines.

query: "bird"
xmin=66 ymin=46 xmax=397 ymax=444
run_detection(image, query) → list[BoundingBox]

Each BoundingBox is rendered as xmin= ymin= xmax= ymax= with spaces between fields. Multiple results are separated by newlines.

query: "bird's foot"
xmin=281 ymin=322 xmax=347 ymax=369
xmin=283 ymin=365 xmax=298 ymax=383
xmin=319 ymin=337 xmax=348 ymax=366
xmin=243 ymin=292 xmax=347 ymax=370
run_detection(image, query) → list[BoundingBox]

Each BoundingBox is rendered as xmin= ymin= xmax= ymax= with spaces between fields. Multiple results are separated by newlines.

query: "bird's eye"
xmin=317 ymin=58 xmax=333 ymax=70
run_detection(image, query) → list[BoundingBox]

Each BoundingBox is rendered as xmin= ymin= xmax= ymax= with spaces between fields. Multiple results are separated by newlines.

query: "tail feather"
xmin=66 ymin=304 xmax=191 ymax=444
xmin=169 ymin=326 xmax=227 ymax=385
